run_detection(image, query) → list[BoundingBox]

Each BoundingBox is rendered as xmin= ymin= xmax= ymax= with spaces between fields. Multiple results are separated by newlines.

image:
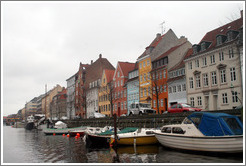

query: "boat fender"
xmin=67 ymin=134 xmax=70 ymax=137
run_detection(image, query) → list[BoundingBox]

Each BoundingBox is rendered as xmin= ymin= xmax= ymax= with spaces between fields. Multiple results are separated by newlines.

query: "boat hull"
xmin=25 ymin=122 xmax=34 ymax=130
xmin=86 ymin=134 xmax=111 ymax=147
xmin=155 ymin=133 xmax=243 ymax=153
xmin=111 ymin=135 xmax=158 ymax=146
xmin=43 ymin=126 xmax=85 ymax=135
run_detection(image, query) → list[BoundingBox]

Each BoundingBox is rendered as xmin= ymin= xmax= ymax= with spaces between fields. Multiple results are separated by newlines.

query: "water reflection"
xmin=3 ymin=126 xmax=243 ymax=163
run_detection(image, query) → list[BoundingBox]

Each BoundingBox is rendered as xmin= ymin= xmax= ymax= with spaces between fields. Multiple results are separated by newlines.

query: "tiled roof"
xmin=104 ymin=69 xmax=115 ymax=83
xmin=169 ymin=48 xmax=193 ymax=71
xmin=85 ymin=57 xmax=115 ymax=88
xmin=118 ymin=62 xmax=136 ymax=77
xmin=153 ymin=42 xmax=187 ymax=62
xmin=186 ymin=17 xmax=242 ymax=60
xmin=167 ymin=75 xmax=185 ymax=83
xmin=137 ymin=33 xmax=165 ymax=60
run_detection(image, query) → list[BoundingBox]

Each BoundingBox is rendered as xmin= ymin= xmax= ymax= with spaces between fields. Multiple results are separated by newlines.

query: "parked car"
xmin=167 ymin=103 xmax=202 ymax=113
xmin=89 ymin=112 xmax=106 ymax=118
xmin=129 ymin=102 xmax=156 ymax=115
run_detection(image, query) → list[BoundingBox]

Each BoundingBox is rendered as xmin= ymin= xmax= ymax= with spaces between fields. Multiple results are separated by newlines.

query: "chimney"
xmin=91 ymin=60 xmax=93 ymax=64
xmin=240 ymin=10 xmax=243 ymax=18
xmin=99 ymin=54 xmax=102 ymax=58
xmin=156 ymin=33 xmax=161 ymax=40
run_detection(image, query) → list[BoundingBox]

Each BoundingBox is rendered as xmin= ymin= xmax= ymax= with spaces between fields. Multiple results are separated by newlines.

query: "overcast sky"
xmin=2 ymin=1 xmax=244 ymax=116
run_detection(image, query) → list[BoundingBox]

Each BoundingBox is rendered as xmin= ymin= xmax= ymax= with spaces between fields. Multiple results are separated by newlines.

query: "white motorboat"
xmin=155 ymin=112 xmax=243 ymax=153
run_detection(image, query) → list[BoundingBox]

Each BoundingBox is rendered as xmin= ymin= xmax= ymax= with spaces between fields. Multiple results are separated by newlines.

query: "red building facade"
xmin=113 ymin=62 xmax=135 ymax=116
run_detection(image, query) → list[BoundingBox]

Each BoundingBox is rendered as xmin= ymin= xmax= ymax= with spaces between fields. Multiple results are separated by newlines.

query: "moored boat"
xmin=25 ymin=115 xmax=35 ymax=130
xmin=68 ymin=126 xmax=88 ymax=137
xmin=43 ymin=121 xmax=86 ymax=135
xmin=154 ymin=112 xmax=243 ymax=153
xmin=110 ymin=128 xmax=160 ymax=146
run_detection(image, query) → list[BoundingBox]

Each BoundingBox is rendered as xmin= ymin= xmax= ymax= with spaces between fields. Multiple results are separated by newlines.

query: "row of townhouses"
xmin=18 ymin=11 xmax=243 ymax=120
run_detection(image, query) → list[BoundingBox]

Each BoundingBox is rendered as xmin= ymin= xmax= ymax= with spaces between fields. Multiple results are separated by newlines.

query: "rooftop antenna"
xmin=160 ymin=21 xmax=165 ymax=35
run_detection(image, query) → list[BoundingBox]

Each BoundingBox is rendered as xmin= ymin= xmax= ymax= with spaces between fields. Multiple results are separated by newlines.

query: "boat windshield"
xmin=223 ymin=117 xmax=243 ymax=135
xmin=181 ymin=104 xmax=192 ymax=108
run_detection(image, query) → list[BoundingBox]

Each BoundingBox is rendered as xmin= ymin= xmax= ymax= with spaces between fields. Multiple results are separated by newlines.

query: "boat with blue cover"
xmin=155 ymin=112 xmax=243 ymax=153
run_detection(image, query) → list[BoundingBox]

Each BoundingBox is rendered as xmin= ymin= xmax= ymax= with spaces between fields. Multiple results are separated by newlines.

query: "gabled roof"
xmin=169 ymin=48 xmax=193 ymax=71
xmin=137 ymin=33 xmax=165 ymax=60
xmin=85 ymin=56 xmax=115 ymax=88
xmin=118 ymin=62 xmax=136 ymax=77
xmin=104 ymin=69 xmax=115 ymax=83
xmin=153 ymin=42 xmax=187 ymax=62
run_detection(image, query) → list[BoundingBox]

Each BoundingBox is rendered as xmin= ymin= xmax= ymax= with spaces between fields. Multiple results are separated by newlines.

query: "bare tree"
xmin=140 ymin=69 xmax=168 ymax=114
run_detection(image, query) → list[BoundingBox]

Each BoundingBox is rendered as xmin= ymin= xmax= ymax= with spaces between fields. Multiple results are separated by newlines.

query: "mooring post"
xmin=113 ymin=113 xmax=118 ymax=147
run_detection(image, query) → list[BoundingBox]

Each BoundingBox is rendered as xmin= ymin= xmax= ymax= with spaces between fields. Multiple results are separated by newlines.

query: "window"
xmin=161 ymin=127 xmax=171 ymax=133
xmin=164 ymin=85 xmax=167 ymax=92
xmin=232 ymin=91 xmax=238 ymax=103
xmin=160 ymin=85 xmax=163 ymax=93
xmin=124 ymin=89 xmax=126 ymax=97
xmin=217 ymin=36 xmax=222 ymax=45
xmin=147 ymin=60 xmax=150 ymax=66
xmin=182 ymin=84 xmax=186 ymax=91
xmin=147 ymin=73 xmax=150 ymax=80
xmin=189 ymin=77 xmax=194 ymax=89
xmin=153 ymin=100 xmax=156 ymax=108
xmin=173 ymin=86 xmax=176 ymax=93
xmin=143 ymin=61 xmax=146 ymax=67
xmin=144 ymin=73 xmax=146 ymax=81
xmin=144 ymin=88 xmax=147 ymax=97
xmin=201 ymin=42 xmax=206 ymax=51
xmin=163 ymin=70 xmax=166 ymax=78
xmin=172 ymin=127 xmax=185 ymax=134
xmin=148 ymin=87 xmax=151 ymax=95
xmin=139 ymin=63 xmax=142 ymax=69
xmin=230 ymin=67 xmax=236 ymax=81
xmin=219 ymin=51 xmax=224 ymax=61
xmin=202 ymin=57 xmax=207 ymax=66
xmin=118 ymin=81 xmax=119 ymax=87
xmin=141 ymin=89 xmax=143 ymax=97
xmin=124 ymin=101 xmax=126 ymax=109
xmin=210 ymin=55 xmax=215 ymax=64
xmin=168 ymin=87 xmax=172 ymax=93
xmin=190 ymin=97 xmax=194 ymax=107
xmin=188 ymin=62 xmax=192 ymax=70
xmin=140 ymin=75 xmax=142 ymax=82
xmin=115 ymin=82 xmax=117 ymax=88
xmin=227 ymin=31 xmax=233 ymax=41
xmin=211 ymin=71 xmax=217 ymax=85
xmin=153 ymin=87 xmax=156 ymax=94
xmin=121 ymin=91 xmax=123 ymax=98
xmin=196 ymin=75 xmax=201 ymax=88
xmin=220 ymin=69 xmax=227 ymax=83
xmin=222 ymin=93 xmax=228 ymax=104
xmin=197 ymin=96 xmax=202 ymax=106
xmin=121 ymin=102 xmax=123 ymax=110
xmin=159 ymin=71 xmax=162 ymax=79
xmin=229 ymin=48 xmax=234 ymax=58
xmin=156 ymin=72 xmax=158 ymax=80
xmin=161 ymin=99 xmax=163 ymax=107
xmin=177 ymin=85 xmax=181 ymax=92
xmin=117 ymin=71 xmax=120 ymax=77
xmin=195 ymin=59 xmax=199 ymax=68
xmin=203 ymin=73 xmax=208 ymax=87
xmin=152 ymin=73 xmax=155 ymax=80
xmin=121 ymin=80 xmax=123 ymax=86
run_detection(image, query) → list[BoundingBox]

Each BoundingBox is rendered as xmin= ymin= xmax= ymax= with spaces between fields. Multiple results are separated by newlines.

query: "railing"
xmin=63 ymin=109 xmax=242 ymax=128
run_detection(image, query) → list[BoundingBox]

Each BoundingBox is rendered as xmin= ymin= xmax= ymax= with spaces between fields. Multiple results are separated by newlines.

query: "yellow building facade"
xmin=138 ymin=55 xmax=152 ymax=104
xmin=98 ymin=69 xmax=115 ymax=117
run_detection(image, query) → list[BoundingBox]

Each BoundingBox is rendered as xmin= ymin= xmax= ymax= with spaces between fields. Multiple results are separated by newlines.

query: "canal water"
xmin=2 ymin=125 xmax=243 ymax=163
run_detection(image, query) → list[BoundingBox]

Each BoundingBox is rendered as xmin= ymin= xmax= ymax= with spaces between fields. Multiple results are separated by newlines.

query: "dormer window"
xmin=201 ymin=42 xmax=206 ymax=51
xmin=192 ymin=45 xmax=200 ymax=54
xmin=227 ymin=30 xmax=239 ymax=42
xmin=216 ymin=36 xmax=222 ymax=46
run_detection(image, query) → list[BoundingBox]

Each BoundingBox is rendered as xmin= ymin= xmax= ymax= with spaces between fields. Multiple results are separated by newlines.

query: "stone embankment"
xmin=63 ymin=109 xmax=242 ymax=128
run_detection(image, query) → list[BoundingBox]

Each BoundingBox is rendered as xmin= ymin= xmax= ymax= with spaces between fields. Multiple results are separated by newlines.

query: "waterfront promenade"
xmin=64 ymin=109 xmax=242 ymax=128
